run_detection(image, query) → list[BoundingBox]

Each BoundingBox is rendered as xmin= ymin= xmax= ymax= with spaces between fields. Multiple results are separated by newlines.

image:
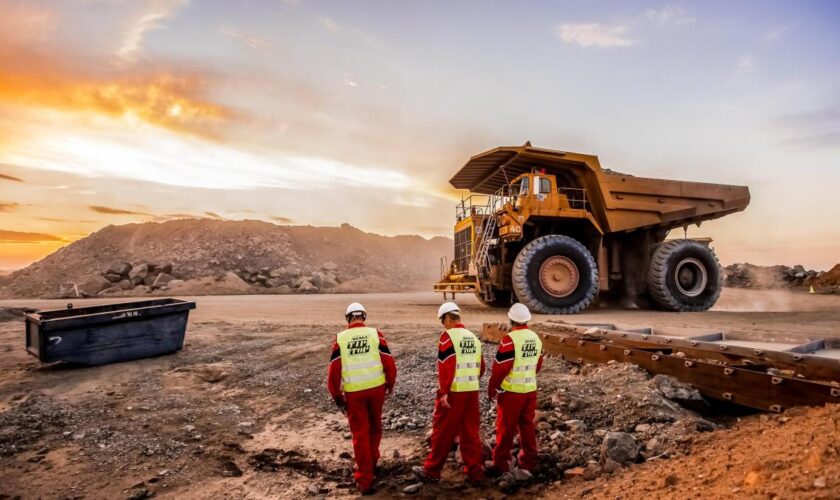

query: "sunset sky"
xmin=1 ymin=0 xmax=839 ymax=270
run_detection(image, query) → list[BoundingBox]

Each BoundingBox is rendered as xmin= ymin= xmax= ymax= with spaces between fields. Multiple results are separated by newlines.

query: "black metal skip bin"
xmin=24 ymin=299 xmax=196 ymax=366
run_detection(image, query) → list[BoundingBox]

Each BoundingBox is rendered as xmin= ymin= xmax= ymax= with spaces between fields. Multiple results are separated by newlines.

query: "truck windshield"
xmin=511 ymin=177 xmax=529 ymax=196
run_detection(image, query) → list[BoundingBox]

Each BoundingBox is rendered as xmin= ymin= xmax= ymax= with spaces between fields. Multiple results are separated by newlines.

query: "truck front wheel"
xmin=646 ymin=240 xmax=722 ymax=311
xmin=512 ymin=235 xmax=599 ymax=314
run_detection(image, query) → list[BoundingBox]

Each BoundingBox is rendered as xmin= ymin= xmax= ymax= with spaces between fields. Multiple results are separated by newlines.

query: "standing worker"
xmin=413 ymin=302 xmax=485 ymax=485
xmin=327 ymin=302 xmax=397 ymax=495
xmin=487 ymin=303 xmax=543 ymax=476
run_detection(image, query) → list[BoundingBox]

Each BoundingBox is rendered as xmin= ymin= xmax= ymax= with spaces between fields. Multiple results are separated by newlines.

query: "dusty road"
xmin=1 ymin=289 xmax=838 ymax=499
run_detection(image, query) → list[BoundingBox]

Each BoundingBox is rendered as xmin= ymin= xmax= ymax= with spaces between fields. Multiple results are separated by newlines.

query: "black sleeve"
xmin=495 ymin=349 xmax=515 ymax=363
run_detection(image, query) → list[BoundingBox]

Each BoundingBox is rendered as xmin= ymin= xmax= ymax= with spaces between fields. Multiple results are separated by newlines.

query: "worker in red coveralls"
xmin=487 ymin=303 xmax=544 ymax=478
xmin=327 ymin=302 xmax=397 ymax=495
xmin=412 ymin=301 xmax=485 ymax=485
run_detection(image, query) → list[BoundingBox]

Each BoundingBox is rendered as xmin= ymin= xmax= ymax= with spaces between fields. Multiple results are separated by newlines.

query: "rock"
xmin=129 ymin=264 xmax=149 ymax=285
xmin=549 ymin=430 xmax=562 ymax=441
xmin=403 ymin=483 xmax=422 ymax=494
xmin=311 ymin=271 xmax=326 ymax=288
xmin=78 ymin=274 xmax=111 ymax=296
xmin=645 ymin=437 xmax=661 ymax=453
xmin=583 ymin=462 xmax=602 ymax=480
xmin=105 ymin=272 xmax=123 ymax=283
xmin=286 ymin=265 xmax=301 ymax=277
xmin=238 ymin=421 xmax=253 ymax=428
xmin=297 ymin=280 xmax=318 ymax=293
xmin=392 ymin=449 xmax=400 ymax=459
xmin=536 ymin=421 xmax=552 ymax=431
xmin=321 ymin=274 xmax=338 ymax=289
xmin=511 ymin=468 xmax=533 ymax=482
xmin=168 ymin=279 xmax=185 ymax=288
xmin=306 ymin=484 xmax=320 ymax=495
xmin=99 ymin=284 xmax=126 ymax=296
xmin=183 ymin=425 xmax=196 ymax=432
xmin=152 ymin=273 xmax=176 ymax=289
xmin=634 ymin=423 xmax=652 ymax=433
xmin=108 ymin=262 xmax=132 ymax=276
xmin=269 ymin=267 xmax=286 ymax=278
xmin=664 ymin=473 xmax=679 ymax=487
xmin=342 ymin=432 xmax=352 ymax=440
xmin=158 ymin=263 xmax=173 ymax=275
xmin=650 ymin=374 xmax=709 ymax=411
xmin=565 ymin=419 xmax=586 ymax=432
xmin=600 ymin=432 xmax=638 ymax=465
xmin=322 ymin=261 xmax=338 ymax=271
xmin=564 ymin=467 xmax=585 ymax=478
xmin=58 ymin=283 xmax=80 ymax=298
xmin=275 ymin=285 xmax=292 ymax=294
xmin=813 ymin=477 xmax=826 ymax=489
xmin=602 ymin=457 xmax=621 ymax=474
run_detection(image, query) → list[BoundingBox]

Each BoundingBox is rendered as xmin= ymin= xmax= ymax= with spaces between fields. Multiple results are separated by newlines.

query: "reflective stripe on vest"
xmin=337 ymin=327 xmax=386 ymax=392
xmin=446 ymin=327 xmax=482 ymax=392
xmin=500 ymin=328 xmax=541 ymax=393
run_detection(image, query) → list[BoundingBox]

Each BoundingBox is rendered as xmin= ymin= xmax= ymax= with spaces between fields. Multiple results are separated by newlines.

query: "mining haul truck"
xmin=434 ymin=143 xmax=750 ymax=314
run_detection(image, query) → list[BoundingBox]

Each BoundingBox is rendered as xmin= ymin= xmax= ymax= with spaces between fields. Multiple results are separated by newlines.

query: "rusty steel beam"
xmin=482 ymin=323 xmax=840 ymax=413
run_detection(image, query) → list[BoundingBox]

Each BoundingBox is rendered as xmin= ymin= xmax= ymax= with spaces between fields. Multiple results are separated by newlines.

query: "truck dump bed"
xmin=449 ymin=143 xmax=750 ymax=233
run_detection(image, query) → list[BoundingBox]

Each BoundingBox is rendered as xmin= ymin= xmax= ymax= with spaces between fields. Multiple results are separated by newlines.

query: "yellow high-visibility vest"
xmin=500 ymin=328 xmax=542 ymax=393
xmin=447 ymin=327 xmax=482 ymax=392
xmin=337 ymin=327 xmax=386 ymax=392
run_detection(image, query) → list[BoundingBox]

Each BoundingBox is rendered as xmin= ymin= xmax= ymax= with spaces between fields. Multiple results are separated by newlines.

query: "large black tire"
xmin=646 ymin=240 xmax=722 ymax=312
xmin=475 ymin=288 xmax=511 ymax=308
xmin=512 ymin=235 xmax=599 ymax=314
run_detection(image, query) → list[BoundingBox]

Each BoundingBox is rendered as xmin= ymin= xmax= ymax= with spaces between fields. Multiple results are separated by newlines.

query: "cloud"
xmin=116 ymin=0 xmax=189 ymax=64
xmin=645 ymin=6 xmax=695 ymax=26
xmin=735 ymin=55 xmax=755 ymax=76
xmin=319 ymin=16 xmax=340 ymax=34
xmin=270 ymin=215 xmax=293 ymax=224
xmin=88 ymin=205 xmax=152 ymax=216
xmin=764 ymin=25 xmax=790 ymax=42
xmin=204 ymin=211 xmax=223 ymax=219
xmin=0 ymin=172 xmax=24 ymax=182
xmin=556 ymin=23 xmax=638 ymax=48
xmin=0 ymin=2 xmax=59 ymax=45
xmin=0 ymin=202 xmax=19 ymax=212
xmin=0 ymin=229 xmax=64 ymax=243
xmin=0 ymin=68 xmax=236 ymax=138
xmin=37 ymin=217 xmax=98 ymax=223
xmin=221 ymin=26 xmax=273 ymax=50
xmin=774 ymin=102 xmax=840 ymax=150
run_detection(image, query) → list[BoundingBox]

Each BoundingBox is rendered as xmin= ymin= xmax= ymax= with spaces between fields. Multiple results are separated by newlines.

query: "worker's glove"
xmin=333 ymin=395 xmax=347 ymax=414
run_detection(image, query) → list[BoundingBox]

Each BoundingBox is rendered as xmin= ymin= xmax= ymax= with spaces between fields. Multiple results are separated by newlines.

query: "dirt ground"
xmin=1 ymin=288 xmax=839 ymax=499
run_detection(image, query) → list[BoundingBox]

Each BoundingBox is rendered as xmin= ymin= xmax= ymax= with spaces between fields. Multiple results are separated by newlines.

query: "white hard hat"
xmin=345 ymin=302 xmax=366 ymax=316
xmin=508 ymin=303 xmax=531 ymax=323
xmin=437 ymin=301 xmax=460 ymax=319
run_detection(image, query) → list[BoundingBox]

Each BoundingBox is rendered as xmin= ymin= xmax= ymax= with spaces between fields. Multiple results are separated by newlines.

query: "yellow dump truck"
xmin=435 ymin=143 xmax=750 ymax=313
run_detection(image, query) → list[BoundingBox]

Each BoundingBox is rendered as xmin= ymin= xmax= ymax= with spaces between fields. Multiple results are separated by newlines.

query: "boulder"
xmin=311 ymin=271 xmax=326 ymax=288
xmin=275 ymin=285 xmax=292 ymax=294
xmin=129 ymin=264 xmax=149 ymax=285
xmin=104 ymin=272 xmax=124 ymax=283
xmin=297 ymin=280 xmax=318 ymax=293
xmin=167 ymin=279 xmax=185 ymax=288
xmin=322 ymin=262 xmax=338 ymax=271
xmin=58 ymin=283 xmax=80 ymax=298
xmin=117 ymin=279 xmax=133 ymax=290
xmin=286 ymin=265 xmax=301 ymax=278
xmin=159 ymin=263 xmax=173 ymax=275
xmin=321 ymin=273 xmax=338 ymax=289
xmin=651 ymin=374 xmax=709 ymax=412
xmin=107 ymin=262 xmax=132 ymax=276
xmin=269 ymin=267 xmax=286 ymax=278
xmin=78 ymin=274 xmax=111 ymax=297
xmin=152 ymin=273 xmax=176 ymax=289
xmin=600 ymin=432 xmax=638 ymax=466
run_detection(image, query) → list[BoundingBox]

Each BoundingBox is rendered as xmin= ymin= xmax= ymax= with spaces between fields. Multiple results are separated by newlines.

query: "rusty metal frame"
xmin=482 ymin=323 xmax=840 ymax=412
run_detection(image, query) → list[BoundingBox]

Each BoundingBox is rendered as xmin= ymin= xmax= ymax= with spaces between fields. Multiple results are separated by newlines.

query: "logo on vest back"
xmin=347 ymin=335 xmax=371 ymax=355
xmin=459 ymin=337 xmax=477 ymax=354
xmin=521 ymin=338 xmax=538 ymax=358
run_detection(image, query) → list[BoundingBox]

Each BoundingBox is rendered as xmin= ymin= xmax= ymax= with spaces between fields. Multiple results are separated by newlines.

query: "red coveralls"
xmin=422 ymin=324 xmax=486 ymax=481
xmin=327 ymin=323 xmax=397 ymax=492
xmin=487 ymin=325 xmax=544 ymax=472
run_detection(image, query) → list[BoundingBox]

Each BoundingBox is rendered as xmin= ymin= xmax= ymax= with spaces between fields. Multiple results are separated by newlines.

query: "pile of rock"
xmin=233 ymin=262 xmax=340 ymax=294
xmin=723 ymin=263 xmax=818 ymax=289
xmin=60 ymin=262 xmax=183 ymax=298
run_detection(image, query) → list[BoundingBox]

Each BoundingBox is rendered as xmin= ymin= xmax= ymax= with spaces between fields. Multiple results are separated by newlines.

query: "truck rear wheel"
xmin=646 ymin=240 xmax=721 ymax=311
xmin=512 ymin=235 xmax=599 ymax=314
xmin=475 ymin=288 xmax=511 ymax=307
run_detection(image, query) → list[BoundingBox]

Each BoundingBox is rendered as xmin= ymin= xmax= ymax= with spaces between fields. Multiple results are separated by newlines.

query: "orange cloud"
xmin=0 ymin=202 xmax=19 ymax=212
xmin=88 ymin=205 xmax=151 ymax=216
xmin=0 ymin=229 xmax=64 ymax=243
xmin=0 ymin=172 xmax=24 ymax=182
